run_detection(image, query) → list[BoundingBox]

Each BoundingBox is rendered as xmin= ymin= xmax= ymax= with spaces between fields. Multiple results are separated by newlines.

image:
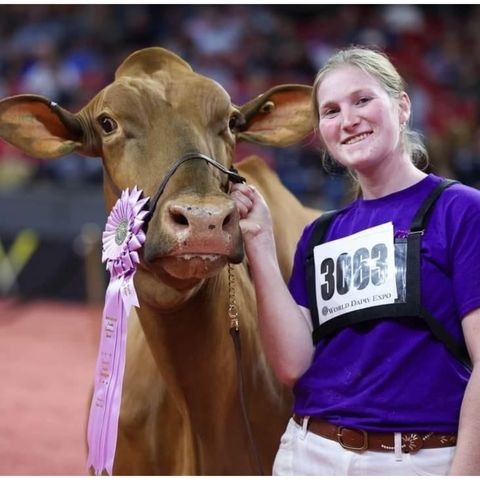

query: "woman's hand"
xmin=230 ymin=183 xmax=274 ymax=246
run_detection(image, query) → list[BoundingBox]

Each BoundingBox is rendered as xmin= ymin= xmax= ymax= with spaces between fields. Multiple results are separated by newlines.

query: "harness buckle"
xmin=337 ymin=426 xmax=369 ymax=451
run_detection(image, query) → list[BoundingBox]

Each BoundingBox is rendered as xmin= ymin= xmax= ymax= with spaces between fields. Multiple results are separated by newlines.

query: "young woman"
xmin=231 ymin=47 xmax=480 ymax=475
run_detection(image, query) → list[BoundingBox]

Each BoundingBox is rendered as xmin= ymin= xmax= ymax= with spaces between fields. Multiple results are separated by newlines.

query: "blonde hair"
xmin=312 ymin=46 xmax=428 ymax=168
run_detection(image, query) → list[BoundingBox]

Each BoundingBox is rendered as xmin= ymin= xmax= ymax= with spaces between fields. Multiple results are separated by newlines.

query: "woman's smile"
xmin=342 ymin=131 xmax=373 ymax=145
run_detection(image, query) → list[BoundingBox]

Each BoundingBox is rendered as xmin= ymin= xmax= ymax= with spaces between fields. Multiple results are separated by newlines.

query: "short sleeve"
xmin=446 ymin=186 xmax=480 ymax=318
xmin=288 ymin=221 xmax=316 ymax=308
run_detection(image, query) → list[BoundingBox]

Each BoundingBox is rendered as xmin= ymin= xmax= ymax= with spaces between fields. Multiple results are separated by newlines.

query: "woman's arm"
xmin=449 ymin=307 xmax=480 ymax=475
xmin=231 ymin=183 xmax=314 ymax=386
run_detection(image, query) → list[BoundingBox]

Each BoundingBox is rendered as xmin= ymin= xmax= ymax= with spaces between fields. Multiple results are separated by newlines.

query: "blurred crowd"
xmin=0 ymin=4 xmax=480 ymax=209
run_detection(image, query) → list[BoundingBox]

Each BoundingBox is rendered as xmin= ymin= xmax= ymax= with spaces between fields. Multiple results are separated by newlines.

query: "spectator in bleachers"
xmin=0 ymin=4 xmax=478 ymax=209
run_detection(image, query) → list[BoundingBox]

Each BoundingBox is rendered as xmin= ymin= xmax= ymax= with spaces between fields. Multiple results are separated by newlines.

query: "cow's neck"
xmin=132 ymin=263 xmax=289 ymax=474
xmin=134 ymin=264 xmax=269 ymax=438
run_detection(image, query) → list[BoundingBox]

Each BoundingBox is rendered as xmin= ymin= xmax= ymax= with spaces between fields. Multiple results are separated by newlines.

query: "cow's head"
xmin=0 ymin=47 xmax=312 ymax=292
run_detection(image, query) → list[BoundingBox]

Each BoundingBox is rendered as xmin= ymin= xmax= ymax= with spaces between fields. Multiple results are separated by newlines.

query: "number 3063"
xmin=319 ymin=244 xmax=388 ymax=300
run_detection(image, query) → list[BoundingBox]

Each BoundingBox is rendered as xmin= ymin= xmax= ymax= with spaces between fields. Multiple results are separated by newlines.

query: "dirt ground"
xmin=0 ymin=298 xmax=101 ymax=475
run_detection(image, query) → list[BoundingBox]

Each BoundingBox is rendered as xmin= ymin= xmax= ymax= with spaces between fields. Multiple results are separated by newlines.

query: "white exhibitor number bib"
xmin=313 ymin=222 xmax=398 ymax=325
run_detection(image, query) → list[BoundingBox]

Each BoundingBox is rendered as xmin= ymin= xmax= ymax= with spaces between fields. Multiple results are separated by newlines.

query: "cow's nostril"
xmin=172 ymin=213 xmax=189 ymax=226
xmin=222 ymin=214 xmax=231 ymax=228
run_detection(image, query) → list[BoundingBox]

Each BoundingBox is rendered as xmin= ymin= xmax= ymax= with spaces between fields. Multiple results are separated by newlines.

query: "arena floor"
xmin=0 ymin=299 xmax=101 ymax=475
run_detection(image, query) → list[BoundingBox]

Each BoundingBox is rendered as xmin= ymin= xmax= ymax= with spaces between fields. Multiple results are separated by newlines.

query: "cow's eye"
xmin=98 ymin=115 xmax=118 ymax=134
xmin=260 ymin=101 xmax=275 ymax=114
xmin=228 ymin=113 xmax=244 ymax=133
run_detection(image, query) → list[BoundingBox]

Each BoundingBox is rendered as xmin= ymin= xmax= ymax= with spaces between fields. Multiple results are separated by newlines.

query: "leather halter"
xmin=104 ymin=152 xmax=245 ymax=226
xmin=145 ymin=152 xmax=245 ymax=219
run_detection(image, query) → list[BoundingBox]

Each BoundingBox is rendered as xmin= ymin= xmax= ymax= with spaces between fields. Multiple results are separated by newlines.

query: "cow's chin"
xmin=159 ymin=254 xmax=228 ymax=281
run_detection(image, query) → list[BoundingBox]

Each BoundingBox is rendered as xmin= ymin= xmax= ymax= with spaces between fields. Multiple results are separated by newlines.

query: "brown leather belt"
xmin=292 ymin=414 xmax=457 ymax=453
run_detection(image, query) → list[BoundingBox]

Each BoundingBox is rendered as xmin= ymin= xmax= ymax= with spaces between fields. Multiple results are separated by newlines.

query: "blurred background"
xmin=0 ymin=3 xmax=479 ymax=474
xmin=2 ymin=3 xmax=480 ymax=301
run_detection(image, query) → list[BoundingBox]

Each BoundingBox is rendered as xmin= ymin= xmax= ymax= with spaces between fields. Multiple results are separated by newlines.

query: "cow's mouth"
xmin=143 ymin=231 xmax=245 ymax=286
xmin=158 ymin=253 xmax=228 ymax=280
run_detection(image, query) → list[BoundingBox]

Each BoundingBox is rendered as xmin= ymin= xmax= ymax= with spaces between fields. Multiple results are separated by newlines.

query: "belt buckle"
xmin=337 ymin=426 xmax=368 ymax=452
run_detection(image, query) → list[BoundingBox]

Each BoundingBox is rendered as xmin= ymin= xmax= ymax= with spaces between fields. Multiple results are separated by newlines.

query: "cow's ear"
xmin=0 ymin=95 xmax=94 ymax=159
xmin=236 ymin=85 xmax=313 ymax=147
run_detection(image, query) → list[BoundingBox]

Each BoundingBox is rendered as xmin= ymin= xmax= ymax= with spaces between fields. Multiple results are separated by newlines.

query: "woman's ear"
xmin=398 ymin=91 xmax=411 ymax=126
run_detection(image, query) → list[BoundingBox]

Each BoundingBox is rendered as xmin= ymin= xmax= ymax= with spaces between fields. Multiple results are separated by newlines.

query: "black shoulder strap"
xmin=410 ymin=178 xmax=458 ymax=232
xmin=409 ymin=178 xmax=471 ymax=369
xmin=420 ymin=308 xmax=472 ymax=370
xmin=305 ymin=210 xmax=338 ymax=332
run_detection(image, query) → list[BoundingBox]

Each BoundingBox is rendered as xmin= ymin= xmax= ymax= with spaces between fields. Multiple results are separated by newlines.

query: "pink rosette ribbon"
xmin=86 ymin=186 xmax=149 ymax=475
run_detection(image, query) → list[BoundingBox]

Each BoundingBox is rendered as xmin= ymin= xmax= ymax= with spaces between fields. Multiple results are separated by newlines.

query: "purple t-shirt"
xmin=289 ymin=174 xmax=480 ymax=432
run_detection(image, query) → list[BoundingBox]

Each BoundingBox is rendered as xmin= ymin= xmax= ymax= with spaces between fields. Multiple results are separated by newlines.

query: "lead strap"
xmin=228 ymin=263 xmax=264 ymax=475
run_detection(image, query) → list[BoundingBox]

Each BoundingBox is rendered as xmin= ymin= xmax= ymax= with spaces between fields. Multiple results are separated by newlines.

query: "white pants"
xmin=273 ymin=418 xmax=456 ymax=475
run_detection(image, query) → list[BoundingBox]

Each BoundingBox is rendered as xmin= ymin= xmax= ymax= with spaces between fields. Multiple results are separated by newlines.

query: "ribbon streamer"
xmin=86 ymin=187 xmax=148 ymax=475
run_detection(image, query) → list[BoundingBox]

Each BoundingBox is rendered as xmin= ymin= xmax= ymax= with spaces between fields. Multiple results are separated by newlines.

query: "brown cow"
xmin=0 ymin=47 xmax=318 ymax=475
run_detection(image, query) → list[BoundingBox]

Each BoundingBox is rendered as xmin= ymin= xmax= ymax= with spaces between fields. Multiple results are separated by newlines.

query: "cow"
xmin=0 ymin=47 xmax=319 ymax=475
